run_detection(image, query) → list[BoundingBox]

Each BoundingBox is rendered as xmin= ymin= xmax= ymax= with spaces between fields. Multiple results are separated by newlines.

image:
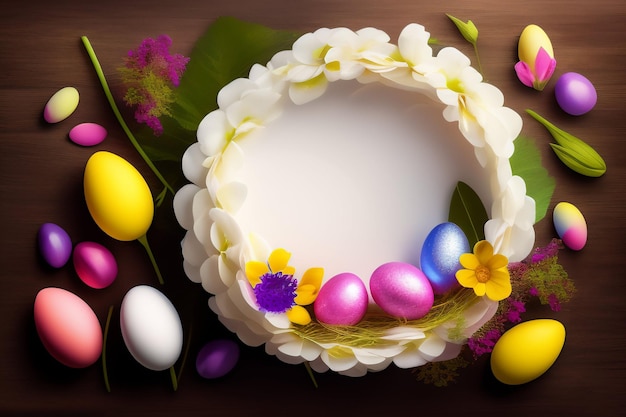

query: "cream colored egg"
xmin=490 ymin=319 xmax=565 ymax=385
xmin=43 ymin=86 xmax=79 ymax=123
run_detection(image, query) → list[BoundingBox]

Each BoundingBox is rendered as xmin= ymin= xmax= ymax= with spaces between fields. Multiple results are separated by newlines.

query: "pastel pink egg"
xmin=314 ymin=273 xmax=368 ymax=325
xmin=370 ymin=262 xmax=434 ymax=320
xmin=73 ymin=241 xmax=118 ymax=289
xmin=553 ymin=202 xmax=587 ymax=250
xmin=69 ymin=123 xmax=107 ymax=146
xmin=34 ymin=287 xmax=103 ymax=368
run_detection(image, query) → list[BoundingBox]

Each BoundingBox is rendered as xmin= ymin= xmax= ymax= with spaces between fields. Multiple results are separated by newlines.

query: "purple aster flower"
xmin=548 ymin=293 xmax=561 ymax=312
xmin=505 ymin=299 xmax=526 ymax=323
xmin=253 ymin=272 xmax=298 ymax=313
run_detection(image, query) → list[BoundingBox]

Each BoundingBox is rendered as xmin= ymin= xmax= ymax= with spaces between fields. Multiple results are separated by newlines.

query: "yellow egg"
xmin=518 ymin=24 xmax=554 ymax=70
xmin=490 ymin=319 xmax=565 ymax=385
xmin=84 ymin=151 xmax=154 ymax=241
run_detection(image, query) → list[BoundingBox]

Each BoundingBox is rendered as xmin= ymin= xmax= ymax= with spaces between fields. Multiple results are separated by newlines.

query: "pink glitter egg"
xmin=314 ymin=273 xmax=368 ymax=325
xmin=553 ymin=202 xmax=587 ymax=250
xmin=73 ymin=241 xmax=118 ymax=289
xmin=370 ymin=262 xmax=434 ymax=320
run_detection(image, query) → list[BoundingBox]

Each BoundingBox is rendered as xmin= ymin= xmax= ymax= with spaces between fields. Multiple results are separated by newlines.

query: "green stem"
xmin=137 ymin=234 xmax=164 ymax=285
xmin=472 ymin=43 xmax=484 ymax=78
xmin=304 ymin=362 xmax=318 ymax=389
xmin=80 ymin=36 xmax=175 ymax=196
xmin=169 ymin=366 xmax=179 ymax=391
xmin=176 ymin=323 xmax=193 ymax=384
xmin=102 ymin=305 xmax=114 ymax=393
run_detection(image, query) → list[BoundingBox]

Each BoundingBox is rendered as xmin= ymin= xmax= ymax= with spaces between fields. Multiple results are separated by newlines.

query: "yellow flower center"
xmin=475 ymin=265 xmax=491 ymax=283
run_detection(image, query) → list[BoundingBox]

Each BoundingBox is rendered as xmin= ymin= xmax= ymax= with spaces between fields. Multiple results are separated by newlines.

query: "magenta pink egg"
xmin=73 ymin=241 xmax=118 ymax=288
xmin=314 ymin=273 xmax=368 ymax=325
xmin=38 ymin=223 xmax=73 ymax=268
xmin=69 ymin=122 xmax=107 ymax=146
xmin=34 ymin=287 xmax=103 ymax=368
xmin=370 ymin=262 xmax=434 ymax=320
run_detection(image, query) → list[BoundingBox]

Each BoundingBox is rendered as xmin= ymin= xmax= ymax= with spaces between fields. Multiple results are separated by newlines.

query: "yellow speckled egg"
xmin=84 ymin=151 xmax=154 ymax=241
xmin=490 ymin=319 xmax=565 ymax=385
xmin=518 ymin=24 xmax=554 ymax=69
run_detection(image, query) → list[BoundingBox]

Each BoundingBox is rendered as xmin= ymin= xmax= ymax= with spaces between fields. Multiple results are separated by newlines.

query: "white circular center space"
xmin=237 ymin=80 xmax=491 ymax=285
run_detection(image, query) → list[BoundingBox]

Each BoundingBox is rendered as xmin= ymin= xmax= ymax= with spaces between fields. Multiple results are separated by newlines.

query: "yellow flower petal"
xmin=245 ymin=260 xmax=269 ymax=287
xmin=487 ymin=253 xmax=509 ymax=270
xmin=269 ymin=248 xmax=291 ymax=273
xmin=456 ymin=268 xmax=478 ymax=288
xmin=295 ymin=284 xmax=318 ymax=305
xmin=485 ymin=276 xmax=512 ymax=301
xmin=473 ymin=282 xmax=486 ymax=296
xmin=286 ymin=305 xmax=311 ymax=325
xmin=459 ymin=253 xmax=480 ymax=269
xmin=474 ymin=240 xmax=494 ymax=265
xmin=282 ymin=266 xmax=296 ymax=276
xmin=299 ymin=267 xmax=323 ymax=290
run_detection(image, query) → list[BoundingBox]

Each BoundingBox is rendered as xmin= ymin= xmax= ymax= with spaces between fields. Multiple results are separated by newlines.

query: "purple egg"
xmin=73 ymin=241 xmax=117 ymax=288
xmin=196 ymin=339 xmax=240 ymax=379
xmin=38 ymin=223 xmax=72 ymax=268
xmin=314 ymin=273 xmax=368 ymax=325
xmin=555 ymin=72 xmax=597 ymax=116
xmin=370 ymin=262 xmax=434 ymax=320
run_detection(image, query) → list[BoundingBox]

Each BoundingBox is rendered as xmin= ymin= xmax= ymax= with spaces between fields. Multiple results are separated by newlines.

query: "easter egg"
xmin=553 ymin=201 xmax=587 ymax=250
xmin=555 ymin=72 xmax=597 ymax=115
xmin=43 ymin=86 xmax=79 ymax=123
xmin=84 ymin=151 xmax=154 ymax=241
xmin=34 ymin=287 xmax=102 ymax=368
xmin=196 ymin=339 xmax=240 ymax=379
xmin=370 ymin=262 xmax=434 ymax=320
xmin=38 ymin=222 xmax=72 ymax=268
xmin=69 ymin=123 xmax=107 ymax=146
xmin=518 ymin=24 xmax=554 ymax=70
xmin=420 ymin=222 xmax=469 ymax=294
xmin=314 ymin=273 xmax=368 ymax=325
xmin=73 ymin=241 xmax=118 ymax=289
xmin=120 ymin=285 xmax=183 ymax=371
xmin=490 ymin=319 xmax=565 ymax=385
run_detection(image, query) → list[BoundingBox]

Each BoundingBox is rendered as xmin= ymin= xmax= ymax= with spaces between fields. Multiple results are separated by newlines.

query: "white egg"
xmin=120 ymin=285 xmax=183 ymax=371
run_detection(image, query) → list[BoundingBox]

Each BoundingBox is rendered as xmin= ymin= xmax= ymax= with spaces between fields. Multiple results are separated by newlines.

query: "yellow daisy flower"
xmin=455 ymin=240 xmax=511 ymax=301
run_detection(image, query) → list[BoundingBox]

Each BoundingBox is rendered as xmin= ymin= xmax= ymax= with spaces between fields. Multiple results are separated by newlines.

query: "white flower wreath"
xmin=173 ymin=23 xmax=536 ymax=376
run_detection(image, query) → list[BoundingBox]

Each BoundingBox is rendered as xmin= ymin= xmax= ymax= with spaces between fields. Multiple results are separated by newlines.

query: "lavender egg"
xmin=196 ymin=339 xmax=240 ymax=379
xmin=555 ymin=72 xmax=597 ymax=115
xmin=420 ymin=222 xmax=469 ymax=294
xmin=370 ymin=262 xmax=434 ymax=320
xmin=73 ymin=241 xmax=118 ymax=289
xmin=38 ymin=223 xmax=72 ymax=268
xmin=314 ymin=273 xmax=368 ymax=325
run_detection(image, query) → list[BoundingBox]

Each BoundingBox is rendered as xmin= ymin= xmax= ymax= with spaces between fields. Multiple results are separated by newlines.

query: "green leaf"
xmin=171 ymin=16 xmax=302 ymax=132
xmin=526 ymin=109 xmax=606 ymax=177
xmin=446 ymin=14 xmax=478 ymax=45
xmin=448 ymin=181 xmax=488 ymax=247
xmin=510 ymin=135 xmax=556 ymax=223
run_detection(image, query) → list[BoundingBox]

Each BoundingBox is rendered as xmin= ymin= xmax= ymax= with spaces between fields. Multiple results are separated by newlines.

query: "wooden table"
xmin=1 ymin=0 xmax=625 ymax=415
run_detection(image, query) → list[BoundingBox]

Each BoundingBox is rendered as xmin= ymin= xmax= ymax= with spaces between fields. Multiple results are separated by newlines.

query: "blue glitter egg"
xmin=420 ymin=222 xmax=470 ymax=295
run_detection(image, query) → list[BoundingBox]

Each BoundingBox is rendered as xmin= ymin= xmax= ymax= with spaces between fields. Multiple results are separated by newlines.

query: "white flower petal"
xmin=197 ymin=110 xmax=231 ymax=157
xmin=398 ymin=23 xmax=432 ymax=67
xmin=216 ymin=181 xmax=247 ymax=214
xmin=393 ymin=345 xmax=429 ymax=369
xmin=181 ymin=143 xmax=208 ymax=186
xmin=173 ymin=183 xmax=200 ymax=231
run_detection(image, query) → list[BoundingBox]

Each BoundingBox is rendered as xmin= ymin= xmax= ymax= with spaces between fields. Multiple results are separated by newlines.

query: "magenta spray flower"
xmin=119 ymin=35 xmax=190 ymax=135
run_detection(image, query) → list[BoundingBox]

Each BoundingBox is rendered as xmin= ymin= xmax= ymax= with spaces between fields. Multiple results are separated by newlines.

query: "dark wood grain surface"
xmin=2 ymin=0 xmax=625 ymax=415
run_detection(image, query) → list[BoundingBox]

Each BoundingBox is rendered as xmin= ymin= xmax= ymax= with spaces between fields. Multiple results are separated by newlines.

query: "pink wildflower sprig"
xmin=119 ymin=35 xmax=190 ymax=136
